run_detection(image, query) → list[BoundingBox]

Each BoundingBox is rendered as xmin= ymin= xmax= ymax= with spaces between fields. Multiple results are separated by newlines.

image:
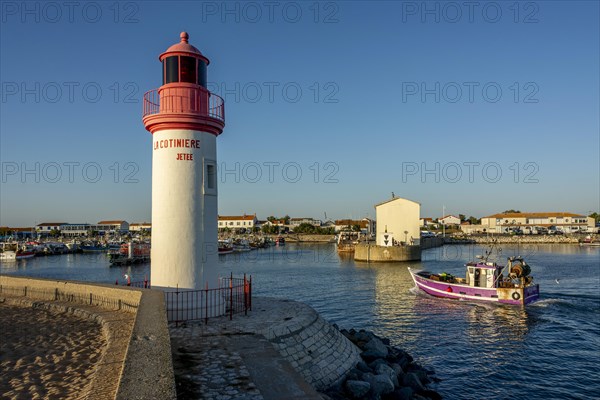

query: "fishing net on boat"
xmin=510 ymin=260 xmax=531 ymax=278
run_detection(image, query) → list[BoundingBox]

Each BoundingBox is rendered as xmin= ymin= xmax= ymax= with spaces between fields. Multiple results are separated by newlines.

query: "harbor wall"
xmin=0 ymin=276 xmax=177 ymax=400
xmin=421 ymin=236 xmax=444 ymax=249
xmin=283 ymin=234 xmax=336 ymax=242
xmin=354 ymin=244 xmax=421 ymax=262
xmin=249 ymin=298 xmax=362 ymax=391
xmin=464 ymin=235 xmax=585 ymax=244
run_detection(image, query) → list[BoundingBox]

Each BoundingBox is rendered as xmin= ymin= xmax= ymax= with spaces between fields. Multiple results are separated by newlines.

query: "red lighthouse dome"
xmin=142 ymin=32 xmax=225 ymax=135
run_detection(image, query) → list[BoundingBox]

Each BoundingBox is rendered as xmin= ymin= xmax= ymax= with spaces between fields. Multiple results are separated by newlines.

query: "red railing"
xmin=116 ymin=277 xmax=150 ymax=289
xmin=143 ymin=86 xmax=225 ymax=122
xmin=164 ymin=273 xmax=251 ymax=324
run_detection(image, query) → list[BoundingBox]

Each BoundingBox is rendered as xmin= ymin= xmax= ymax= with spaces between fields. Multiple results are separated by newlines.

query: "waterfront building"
xmin=419 ymin=217 xmax=436 ymax=227
xmin=35 ymin=222 xmax=67 ymax=235
xmin=142 ymin=32 xmax=225 ymax=291
xmin=96 ymin=220 xmax=129 ymax=234
xmin=375 ymin=196 xmax=420 ymax=246
xmin=334 ymin=218 xmax=376 ymax=236
xmin=2 ymin=227 xmax=34 ymax=239
xmin=60 ymin=223 xmax=91 ymax=237
xmin=129 ymin=222 xmax=152 ymax=233
xmin=480 ymin=212 xmax=595 ymax=233
xmin=437 ymin=215 xmax=461 ymax=226
xmin=289 ymin=217 xmax=322 ymax=227
xmin=218 ymin=215 xmax=258 ymax=231
xmin=59 ymin=221 xmax=129 ymax=236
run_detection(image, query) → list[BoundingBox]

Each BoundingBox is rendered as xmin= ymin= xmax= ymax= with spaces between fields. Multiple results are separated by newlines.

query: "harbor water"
xmin=2 ymin=243 xmax=598 ymax=399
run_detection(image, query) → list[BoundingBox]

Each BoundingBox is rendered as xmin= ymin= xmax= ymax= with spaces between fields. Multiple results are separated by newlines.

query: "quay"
xmin=0 ymin=276 xmax=357 ymax=399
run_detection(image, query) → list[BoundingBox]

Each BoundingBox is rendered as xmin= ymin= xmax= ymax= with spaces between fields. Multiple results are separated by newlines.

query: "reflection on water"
xmin=1 ymin=243 xmax=598 ymax=400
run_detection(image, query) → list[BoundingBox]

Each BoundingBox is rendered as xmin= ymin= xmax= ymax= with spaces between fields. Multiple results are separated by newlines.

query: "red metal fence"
xmin=143 ymin=87 xmax=225 ymax=122
xmin=117 ymin=273 xmax=252 ymax=324
xmin=164 ymin=273 xmax=252 ymax=324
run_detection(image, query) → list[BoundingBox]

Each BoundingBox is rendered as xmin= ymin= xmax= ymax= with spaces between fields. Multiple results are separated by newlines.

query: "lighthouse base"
xmin=157 ymin=275 xmax=251 ymax=323
xmin=157 ymin=286 xmax=226 ymax=321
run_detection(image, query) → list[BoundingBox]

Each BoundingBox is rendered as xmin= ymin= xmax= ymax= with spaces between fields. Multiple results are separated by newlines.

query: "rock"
xmin=345 ymin=380 xmax=371 ymax=399
xmin=375 ymin=363 xmax=399 ymax=388
xmin=355 ymin=330 xmax=373 ymax=342
xmin=419 ymin=389 xmax=443 ymax=400
xmin=383 ymin=386 xmax=412 ymax=400
xmin=362 ymin=350 xmax=386 ymax=362
xmin=397 ymin=354 xmax=410 ymax=370
xmin=368 ymin=358 xmax=389 ymax=371
xmin=402 ymin=372 xmax=425 ymax=393
xmin=389 ymin=363 xmax=404 ymax=380
xmin=356 ymin=361 xmax=372 ymax=373
xmin=364 ymin=337 xmax=389 ymax=358
xmin=365 ymin=374 xmax=395 ymax=398
xmin=346 ymin=368 xmax=362 ymax=381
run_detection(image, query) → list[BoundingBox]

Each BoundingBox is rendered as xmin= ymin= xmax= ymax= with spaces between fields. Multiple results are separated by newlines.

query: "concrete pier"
xmin=354 ymin=243 xmax=421 ymax=262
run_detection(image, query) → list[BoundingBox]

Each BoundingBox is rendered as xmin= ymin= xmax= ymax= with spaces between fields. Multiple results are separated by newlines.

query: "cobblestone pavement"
xmin=169 ymin=297 xmax=332 ymax=400
xmin=171 ymin=333 xmax=263 ymax=400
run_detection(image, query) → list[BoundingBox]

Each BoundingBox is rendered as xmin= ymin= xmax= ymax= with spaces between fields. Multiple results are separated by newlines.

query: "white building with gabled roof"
xmin=375 ymin=196 xmax=420 ymax=246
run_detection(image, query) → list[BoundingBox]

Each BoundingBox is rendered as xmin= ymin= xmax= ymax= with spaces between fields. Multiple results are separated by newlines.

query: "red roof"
xmin=218 ymin=215 xmax=256 ymax=221
xmin=97 ymin=220 xmax=127 ymax=225
xmin=483 ymin=212 xmax=584 ymax=219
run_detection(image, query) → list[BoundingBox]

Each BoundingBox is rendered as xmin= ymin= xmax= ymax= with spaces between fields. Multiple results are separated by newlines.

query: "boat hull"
xmin=409 ymin=268 xmax=539 ymax=306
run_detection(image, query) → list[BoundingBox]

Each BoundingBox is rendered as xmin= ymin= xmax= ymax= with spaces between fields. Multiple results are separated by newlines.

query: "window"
xmin=164 ymin=56 xmax=178 ymax=84
xmin=206 ymin=164 xmax=215 ymax=189
xmin=197 ymin=60 xmax=207 ymax=87
xmin=180 ymin=56 xmax=197 ymax=83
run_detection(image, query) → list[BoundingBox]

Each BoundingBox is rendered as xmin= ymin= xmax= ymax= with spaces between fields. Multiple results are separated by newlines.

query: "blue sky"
xmin=1 ymin=1 xmax=599 ymax=226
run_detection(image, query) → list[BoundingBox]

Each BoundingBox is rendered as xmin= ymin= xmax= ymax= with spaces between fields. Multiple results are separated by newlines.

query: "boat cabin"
xmin=465 ymin=262 xmax=502 ymax=288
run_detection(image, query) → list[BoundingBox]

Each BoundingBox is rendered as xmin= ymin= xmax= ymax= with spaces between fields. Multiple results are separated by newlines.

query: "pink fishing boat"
xmin=409 ymin=255 xmax=540 ymax=306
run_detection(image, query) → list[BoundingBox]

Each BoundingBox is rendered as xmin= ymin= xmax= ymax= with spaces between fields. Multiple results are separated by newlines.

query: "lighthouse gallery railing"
xmin=143 ymin=87 xmax=225 ymax=122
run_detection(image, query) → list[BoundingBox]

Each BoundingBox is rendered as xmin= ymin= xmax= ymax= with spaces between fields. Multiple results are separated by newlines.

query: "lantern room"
xmin=160 ymin=32 xmax=209 ymax=87
xmin=142 ymin=32 xmax=225 ymax=136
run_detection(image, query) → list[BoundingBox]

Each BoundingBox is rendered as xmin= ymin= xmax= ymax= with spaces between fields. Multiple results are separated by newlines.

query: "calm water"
xmin=2 ymin=244 xmax=599 ymax=399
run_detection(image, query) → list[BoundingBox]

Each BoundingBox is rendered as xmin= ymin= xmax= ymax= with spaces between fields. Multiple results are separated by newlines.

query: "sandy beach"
xmin=0 ymin=301 xmax=107 ymax=399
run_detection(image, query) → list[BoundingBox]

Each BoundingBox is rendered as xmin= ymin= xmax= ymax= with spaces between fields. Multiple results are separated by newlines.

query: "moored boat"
xmin=409 ymin=255 xmax=540 ymax=306
xmin=109 ymin=242 xmax=150 ymax=265
xmin=218 ymin=240 xmax=234 ymax=255
xmin=579 ymin=236 xmax=600 ymax=247
xmin=81 ymin=241 xmax=108 ymax=252
xmin=233 ymin=239 xmax=252 ymax=252
xmin=0 ymin=251 xmax=17 ymax=261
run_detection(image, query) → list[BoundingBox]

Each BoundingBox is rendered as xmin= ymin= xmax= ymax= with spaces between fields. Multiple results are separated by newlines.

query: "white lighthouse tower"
xmin=142 ymin=32 xmax=225 ymax=291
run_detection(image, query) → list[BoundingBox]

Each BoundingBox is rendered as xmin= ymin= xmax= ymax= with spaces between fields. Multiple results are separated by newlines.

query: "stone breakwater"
xmin=323 ymin=329 xmax=442 ymax=400
xmin=463 ymin=235 xmax=587 ymax=244
xmin=169 ymin=297 xmax=361 ymax=398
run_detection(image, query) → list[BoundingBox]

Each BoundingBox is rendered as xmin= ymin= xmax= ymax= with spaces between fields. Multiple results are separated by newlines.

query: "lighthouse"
xmin=142 ymin=32 xmax=225 ymax=291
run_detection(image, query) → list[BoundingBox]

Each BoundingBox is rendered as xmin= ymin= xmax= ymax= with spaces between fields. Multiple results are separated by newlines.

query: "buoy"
xmin=446 ymin=287 xmax=453 ymax=293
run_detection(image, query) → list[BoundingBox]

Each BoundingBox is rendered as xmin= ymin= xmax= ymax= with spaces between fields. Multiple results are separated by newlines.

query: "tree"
xmin=459 ymin=214 xmax=466 ymax=222
xmin=352 ymin=224 xmax=361 ymax=232
xmin=267 ymin=216 xmax=276 ymax=222
xmin=503 ymin=210 xmax=521 ymax=214
xmin=283 ymin=215 xmax=290 ymax=225
xmin=468 ymin=216 xmax=480 ymax=225
xmin=294 ymin=223 xmax=317 ymax=234
xmin=262 ymin=225 xmax=279 ymax=234
xmin=588 ymin=212 xmax=599 ymax=222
